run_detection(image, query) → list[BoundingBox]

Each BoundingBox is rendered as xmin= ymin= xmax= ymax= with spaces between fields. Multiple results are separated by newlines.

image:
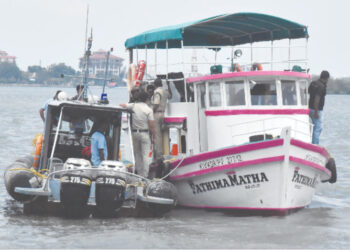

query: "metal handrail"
xmin=227 ymin=116 xmax=313 ymax=141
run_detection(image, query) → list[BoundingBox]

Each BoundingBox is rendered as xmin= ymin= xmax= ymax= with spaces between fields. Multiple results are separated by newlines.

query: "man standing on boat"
xmin=152 ymin=78 xmax=171 ymax=161
xmin=308 ymin=70 xmax=330 ymax=144
xmin=120 ymin=89 xmax=155 ymax=177
xmin=39 ymin=90 xmax=67 ymax=123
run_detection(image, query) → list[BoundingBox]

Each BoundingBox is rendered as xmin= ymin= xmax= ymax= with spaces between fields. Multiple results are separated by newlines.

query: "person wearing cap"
xmin=308 ymin=70 xmax=330 ymax=144
xmin=152 ymin=78 xmax=171 ymax=161
xmin=120 ymin=89 xmax=155 ymax=177
xmin=39 ymin=90 xmax=66 ymax=122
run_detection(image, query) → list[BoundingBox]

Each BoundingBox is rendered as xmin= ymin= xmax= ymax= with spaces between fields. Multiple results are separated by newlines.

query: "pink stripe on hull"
xmin=289 ymin=156 xmax=331 ymax=176
xmin=164 ymin=117 xmax=187 ymax=123
xmin=290 ymin=139 xmax=330 ymax=160
xmin=181 ymin=204 xmax=304 ymax=211
xmin=171 ymin=139 xmax=283 ymax=168
xmin=171 ymin=155 xmax=284 ymax=180
xmin=205 ymin=109 xmax=310 ymax=116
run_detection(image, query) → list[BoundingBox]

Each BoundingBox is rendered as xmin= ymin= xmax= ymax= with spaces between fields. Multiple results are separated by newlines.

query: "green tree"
xmin=48 ymin=63 xmax=76 ymax=78
xmin=0 ymin=62 xmax=22 ymax=83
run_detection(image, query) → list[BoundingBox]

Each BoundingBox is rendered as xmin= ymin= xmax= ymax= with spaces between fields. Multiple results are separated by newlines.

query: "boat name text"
xmin=292 ymin=169 xmax=318 ymax=188
xmin=188 ymin=172 xmax=268 ymax=195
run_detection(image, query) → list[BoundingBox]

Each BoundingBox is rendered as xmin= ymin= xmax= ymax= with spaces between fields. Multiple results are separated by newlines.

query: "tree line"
xmin=0 ymin=62 xmax=127 ymax=86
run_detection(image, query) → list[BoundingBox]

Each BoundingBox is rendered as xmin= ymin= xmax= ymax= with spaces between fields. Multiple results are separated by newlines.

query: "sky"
xmin=1 ymin=0 xmax=349 ymax=77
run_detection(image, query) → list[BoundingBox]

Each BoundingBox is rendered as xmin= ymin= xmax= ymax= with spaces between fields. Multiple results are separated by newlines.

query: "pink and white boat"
xmin=124 ymin=13 xmax=336 ymax=213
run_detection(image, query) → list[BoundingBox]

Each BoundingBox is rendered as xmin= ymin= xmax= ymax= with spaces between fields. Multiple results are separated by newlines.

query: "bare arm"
xmin=149 ymin=120 xmax=156 ymax=144
xmin=120 ymin=103 xmax=127 ymax=108
xmin=39 ymin=109 xmax=45 ymax=122
xmin=313 ymin=95 xmax=320 ymax=119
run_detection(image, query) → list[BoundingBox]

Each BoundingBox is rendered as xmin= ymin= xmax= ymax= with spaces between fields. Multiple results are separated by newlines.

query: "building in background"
xmin=79 ymin=49 xmax=123 ymax=78
xmin=0 ymin=50 xmax=16 ymax=64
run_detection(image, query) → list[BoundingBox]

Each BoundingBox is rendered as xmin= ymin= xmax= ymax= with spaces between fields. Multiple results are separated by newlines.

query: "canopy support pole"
xmin=155 ymin=43 xmax=157 ymax=76
xmin=129 ymin=49 xmax=133 ymax=64
xmin=166 ymin=40 xmax=168 ymax=80
xmin=270 ymin=32 xmax=274 ymax=70
xmin=136 ymin=47 xmax=139 ymax=64
xmin=251 ymin=43 xmax=253 ymax=67
xmin=181 ymin=40 xmax=187 ymax=102
xmin=305 ymin=38 xmax=308 ymax=70
xmin=145 ymin=45 xmax=148 ymax=80
xmin=288 ymin=39 xmax=291 ymax=70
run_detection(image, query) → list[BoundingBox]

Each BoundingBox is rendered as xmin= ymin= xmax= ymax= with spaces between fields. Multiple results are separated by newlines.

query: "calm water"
xmin=0 ymin=86 xmax=349 ymax=249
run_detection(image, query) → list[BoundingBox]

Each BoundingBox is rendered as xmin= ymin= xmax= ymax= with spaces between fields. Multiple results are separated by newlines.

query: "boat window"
xmin=197 ymin=83 xmax=206 ymax=108
xmin=225 ymin=81 xmax=245 ymax=106
xmin=299 ymin=81 xmax=308 ymax=106
xmin=208 ymin=82 xmax=222 ymax=107
xmin=250 ymin=81 xmax=277 ymax=106
xmin=281 ymin=80 xmax=297 ymax=105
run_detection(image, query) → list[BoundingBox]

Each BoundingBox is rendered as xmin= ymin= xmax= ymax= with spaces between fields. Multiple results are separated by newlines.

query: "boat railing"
xmin=227 ymin=116 xmax=313 ymax=144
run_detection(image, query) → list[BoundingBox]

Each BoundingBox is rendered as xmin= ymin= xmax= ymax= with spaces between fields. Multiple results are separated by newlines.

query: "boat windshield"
xmin=281 ymin=80 xmax=297 ymax=105
xmin=225 ymin=81 xmax=245 ymax=106
xmin=250 ymin=81 xmax=277 ymax=106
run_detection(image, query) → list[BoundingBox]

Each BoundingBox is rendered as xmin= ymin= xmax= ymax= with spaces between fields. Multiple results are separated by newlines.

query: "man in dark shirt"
xmin=308 ymin=70 xmax=330 ymax=144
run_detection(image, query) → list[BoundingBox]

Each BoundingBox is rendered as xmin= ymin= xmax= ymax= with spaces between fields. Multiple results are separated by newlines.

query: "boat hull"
xmin=169 ymin=132 xmax=331 ymax=212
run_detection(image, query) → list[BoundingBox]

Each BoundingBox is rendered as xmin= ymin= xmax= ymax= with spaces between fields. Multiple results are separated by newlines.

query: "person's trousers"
xmin=309 ymin=109 xmax=323 ymax=145
xmin=132 ymin=132 xmax=151 ymax=177
xmin=154 ymin=112 xmax=164 ymax=160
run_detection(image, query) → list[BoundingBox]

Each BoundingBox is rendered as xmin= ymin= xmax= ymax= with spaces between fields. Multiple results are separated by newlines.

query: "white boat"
xmin=124 ymin=13 xmax=336 ymax=214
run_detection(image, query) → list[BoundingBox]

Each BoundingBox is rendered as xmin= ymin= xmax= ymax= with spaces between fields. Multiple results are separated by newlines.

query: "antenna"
xmin=84 ymin=5 xmax=89 ymax=53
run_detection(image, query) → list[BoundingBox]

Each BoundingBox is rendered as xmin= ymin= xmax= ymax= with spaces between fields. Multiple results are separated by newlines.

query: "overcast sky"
xmin=1 ymin=0 xmax=349 ymax=77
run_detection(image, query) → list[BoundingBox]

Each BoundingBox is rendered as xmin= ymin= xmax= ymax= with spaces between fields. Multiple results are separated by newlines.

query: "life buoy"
xmin=252 ymin=63 xmax=263 ymax=71
xmin=134 ymin=60 xmax=146 ymax=86
xmin=232 ymin=63 xmax=242 ymax=72
xmin=32 ymin=134 xmax=43 ymax=169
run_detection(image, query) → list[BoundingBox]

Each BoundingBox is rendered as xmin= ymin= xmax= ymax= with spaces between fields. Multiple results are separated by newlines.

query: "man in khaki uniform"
xmin=152 ymin=78 xmax=170 ymax=161
xmin=120 ymin=89 xmax=155 ymax=177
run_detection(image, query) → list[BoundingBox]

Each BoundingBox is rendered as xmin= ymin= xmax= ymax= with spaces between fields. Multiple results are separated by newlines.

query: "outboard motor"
xmin=4 ymin=155 xmax=39 ymax=202
xmin=60 ymin=158 xmax=92 ymax=216
xmin=95 ymin=161 xmax=127 ymax=215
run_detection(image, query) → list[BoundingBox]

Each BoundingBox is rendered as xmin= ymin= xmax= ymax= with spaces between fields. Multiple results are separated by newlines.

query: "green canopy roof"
xmin=125 ymin=12 xmax=308 ymax=49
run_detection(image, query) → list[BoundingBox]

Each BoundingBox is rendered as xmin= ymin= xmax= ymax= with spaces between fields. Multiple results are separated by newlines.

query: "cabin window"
xmin=225 ymin=81 xmax=245 ymax=106
xmin=250 ymin=81 xmax=277 ymax=106
xmin=197 ymin=83 xmax=206 ymax=108
xmin=281 ymin=80 xmax=297 ymax=105
xmin=208 ymin=82 xmax=222 ymax=107
xmin=299 ymin=81 xmax=308 ymax=106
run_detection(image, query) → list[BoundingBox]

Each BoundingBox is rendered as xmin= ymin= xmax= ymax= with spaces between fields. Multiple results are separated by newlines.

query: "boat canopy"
xmin=125 ymin=13 xmax=308 ymax=49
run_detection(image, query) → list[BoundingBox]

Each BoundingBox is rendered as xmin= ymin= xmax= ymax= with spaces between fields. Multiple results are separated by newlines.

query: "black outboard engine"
xmin=60 ymin=158 xmax=92 ymax=216
xmin=94 ymin=161 xmax=127 ymax=216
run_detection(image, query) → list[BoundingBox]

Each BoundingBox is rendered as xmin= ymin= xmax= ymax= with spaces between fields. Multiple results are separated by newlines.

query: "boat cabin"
xmin=164 ymin=71 xmax=311 ymax=157
xmin=39 ymin=101 xmax=128 ymax=171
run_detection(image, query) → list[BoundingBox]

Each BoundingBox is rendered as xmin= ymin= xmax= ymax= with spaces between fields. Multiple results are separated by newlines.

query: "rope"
xmin=9 ymin=168 xmax=47 ymax=179
xmin=160 ymin=155 xmax=186 ymax=180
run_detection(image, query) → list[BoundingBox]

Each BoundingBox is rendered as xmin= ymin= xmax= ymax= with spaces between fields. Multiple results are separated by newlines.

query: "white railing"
xmin=227 ymin=116 xmax=313 ymax=144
